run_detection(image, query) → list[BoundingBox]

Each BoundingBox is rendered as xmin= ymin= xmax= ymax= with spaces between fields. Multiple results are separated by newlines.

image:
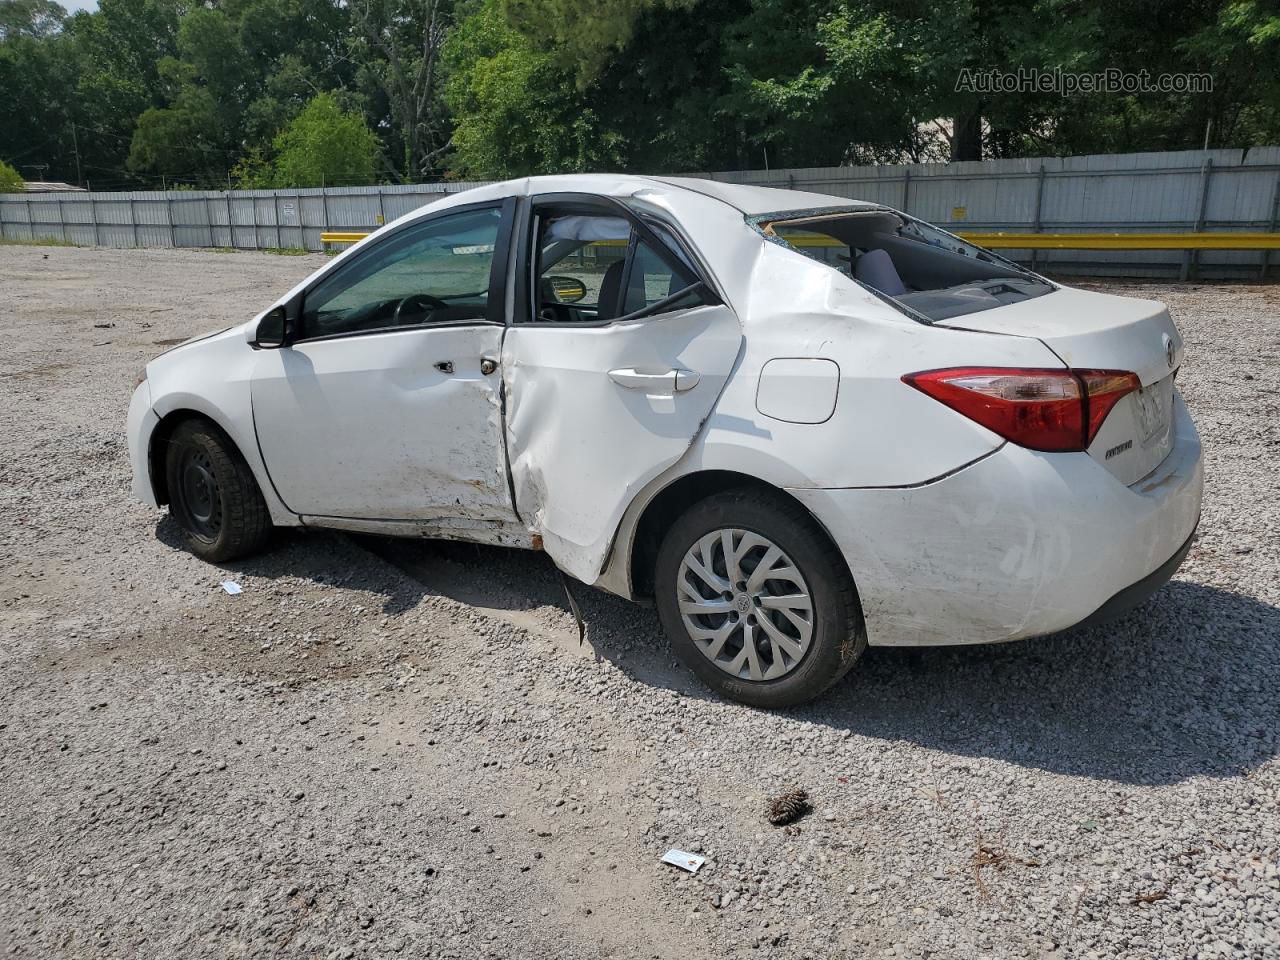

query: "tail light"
xmin=902 ymin=367 xmax=1140 ymax=452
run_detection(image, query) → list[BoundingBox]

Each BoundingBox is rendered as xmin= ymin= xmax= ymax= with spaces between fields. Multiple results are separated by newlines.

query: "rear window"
xmin=757 ymin=209 xmax=1054 ymax=323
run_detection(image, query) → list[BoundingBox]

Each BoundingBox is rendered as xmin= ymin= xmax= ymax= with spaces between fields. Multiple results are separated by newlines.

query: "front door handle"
xmin=608 ymin=368 xmax=700 ymax=392
xmin=434 ymin=360 xmax=454 ymax=374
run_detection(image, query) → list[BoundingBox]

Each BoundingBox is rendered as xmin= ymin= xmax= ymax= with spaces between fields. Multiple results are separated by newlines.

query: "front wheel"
xmin=654 ymin=488 xmax=866 ymax=709
xmin=164 ymin=418 xmax=272 ymax=563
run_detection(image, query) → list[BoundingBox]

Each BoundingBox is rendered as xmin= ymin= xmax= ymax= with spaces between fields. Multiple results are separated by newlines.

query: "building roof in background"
xmin=23 ymin=182 xmax=87 ymax=193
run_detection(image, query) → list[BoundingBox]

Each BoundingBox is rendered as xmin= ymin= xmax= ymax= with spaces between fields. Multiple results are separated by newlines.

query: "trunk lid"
xmin=936 ymin=286 xmax=1184 ymax=484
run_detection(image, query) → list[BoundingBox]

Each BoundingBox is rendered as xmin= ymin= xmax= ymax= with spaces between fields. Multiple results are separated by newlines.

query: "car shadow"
xmin=814 ymin=579 xmax=1280 ymax=786
xmin=413 ymin=534 xmax=1279 ymax=787
xmin=157 ymin=518 xmax=1278 ymax=786
xmin=350 ymin=535 xmax=1280 ymax=787
xmin=154 ymin=516 xmax=434 ymax=616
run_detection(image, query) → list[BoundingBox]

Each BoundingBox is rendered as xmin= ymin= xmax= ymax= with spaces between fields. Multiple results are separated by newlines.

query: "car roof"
xmin=639 ymin=176 xmax=876 ymax=215
xmin=419 ymin=173 xmax=874 ymax=220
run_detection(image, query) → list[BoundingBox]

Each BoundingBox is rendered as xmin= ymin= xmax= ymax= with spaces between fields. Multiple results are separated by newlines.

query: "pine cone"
xmin=765 ymin=788 xmax=810 ymax=826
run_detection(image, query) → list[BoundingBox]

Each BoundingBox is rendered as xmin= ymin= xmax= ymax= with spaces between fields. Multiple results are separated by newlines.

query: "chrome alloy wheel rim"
xmin=676 ymin=529 xmax=814 ymax=682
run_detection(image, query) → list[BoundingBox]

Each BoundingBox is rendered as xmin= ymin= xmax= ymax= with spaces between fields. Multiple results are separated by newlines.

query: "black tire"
xmin=164 ymin=418 xmax=272 ymax=563
xmin=655 ymin=487 xmax=866 ymax=708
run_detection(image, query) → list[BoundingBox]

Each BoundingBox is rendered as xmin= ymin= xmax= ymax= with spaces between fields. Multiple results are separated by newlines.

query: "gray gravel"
xmin=1 ymin=245 xmax=1278 ymax=959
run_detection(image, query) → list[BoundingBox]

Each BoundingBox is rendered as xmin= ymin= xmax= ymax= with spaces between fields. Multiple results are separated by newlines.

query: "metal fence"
xmin=3 ymin=146 xmax=1279 ymax=279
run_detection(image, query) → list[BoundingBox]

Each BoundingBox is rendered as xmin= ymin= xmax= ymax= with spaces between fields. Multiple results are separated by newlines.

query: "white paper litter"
xmin=661 ymin=849 xmax=705 ymax=874
xmin=220 ymin=581 xmax=242 ymax=595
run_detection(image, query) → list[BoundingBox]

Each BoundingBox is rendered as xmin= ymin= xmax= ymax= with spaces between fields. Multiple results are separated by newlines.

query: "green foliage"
xmin=499 ymin=0 xmax=702 ymax=80
xmin=3 ymin=0 xmax=1280 ymax=187
xmin=0 ymin=158 xmax=25 ymax=192
xmin=443 ymin=0 xmax=624 ymax=177
xmin=0 ymin=0 xmax=64 ymax=39
xmin=128 ymin=80 xmax=227 ymax=182
xmin=271 ymin=92 xmax=381 ymax=187
xmin=230 ymin=148 xmax=276 ymax=189
xmin=348 ymin=0 xmax=455 ymax=179
xmin=0 ymin=233 xmax=75 ymax=245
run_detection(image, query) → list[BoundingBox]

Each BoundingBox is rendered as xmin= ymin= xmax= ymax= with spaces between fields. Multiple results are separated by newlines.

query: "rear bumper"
xmin=788 ymin=392 xmax=1203 ymax=647
xmin=1064 ymin=523 xmax=1196 ymax=633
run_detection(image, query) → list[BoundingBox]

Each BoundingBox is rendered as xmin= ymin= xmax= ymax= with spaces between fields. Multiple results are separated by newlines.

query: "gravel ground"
xmin=1 ymin=244 xmax=1278 ymax=960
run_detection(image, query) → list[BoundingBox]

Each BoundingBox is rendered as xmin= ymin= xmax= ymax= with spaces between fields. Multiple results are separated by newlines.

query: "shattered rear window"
xmin=750 ymin=208 xmax=1055 ymax=323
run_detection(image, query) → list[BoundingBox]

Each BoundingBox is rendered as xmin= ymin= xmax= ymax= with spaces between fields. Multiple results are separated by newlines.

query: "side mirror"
xmin=547 ymin=275 xmax=587 ymax=304
xmin=252 ymin=307 xmax=289 ymax=349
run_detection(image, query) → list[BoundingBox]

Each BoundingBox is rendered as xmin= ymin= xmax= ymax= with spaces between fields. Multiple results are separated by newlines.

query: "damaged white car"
xmin=127 ymin=175 xmax=1203 ymax=707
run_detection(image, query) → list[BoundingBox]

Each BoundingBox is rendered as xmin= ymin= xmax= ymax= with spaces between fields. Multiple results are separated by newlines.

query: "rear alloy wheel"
xmin=655 ymin=488 xmax=865 ymax=708
xmin=677 ymin=529 xmax=813 ymax=681
xmin=164 ymin=418 xmax=272 ymax=563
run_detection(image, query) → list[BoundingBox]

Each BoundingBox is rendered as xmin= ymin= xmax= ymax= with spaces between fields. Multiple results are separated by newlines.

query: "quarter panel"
xmin=701 ymin=243 xmax=1068 ymax=489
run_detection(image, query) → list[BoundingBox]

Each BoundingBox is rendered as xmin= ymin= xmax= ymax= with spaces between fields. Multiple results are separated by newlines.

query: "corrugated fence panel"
xmin=2 ymin=150 xmax=1277 ymax=276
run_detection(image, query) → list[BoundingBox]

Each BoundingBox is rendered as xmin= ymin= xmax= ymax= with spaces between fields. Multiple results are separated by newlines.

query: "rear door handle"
xmin=608 ymin=368 xmax=700 ymax=392
xmin=433 ymin=360 xmax=454 ymax=374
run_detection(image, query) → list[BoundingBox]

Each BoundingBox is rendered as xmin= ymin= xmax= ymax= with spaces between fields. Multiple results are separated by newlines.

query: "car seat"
xmin=597 ymin=260 xmax=626 ymax=321
xmin=854 ymin=249 xmax=907 ymax=297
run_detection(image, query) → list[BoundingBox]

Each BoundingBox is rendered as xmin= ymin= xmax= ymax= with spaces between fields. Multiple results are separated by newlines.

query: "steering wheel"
xmin=393 ymin=293 xmax=449 ymax=326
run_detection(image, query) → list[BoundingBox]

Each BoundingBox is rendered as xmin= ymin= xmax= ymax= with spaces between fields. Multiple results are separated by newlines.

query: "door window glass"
xmin=302 ymin=206 xmax=503 ymax=339
xmin=535 ymin=215 xmax=629 ymax=321
xmin=622 ymin=235 xmax=685 ymax=315
xmin=534 ymin=213 xmax=699 ymax=323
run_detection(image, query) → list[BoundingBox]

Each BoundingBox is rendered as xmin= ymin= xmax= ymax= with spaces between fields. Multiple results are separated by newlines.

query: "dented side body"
xmin=129 ymin=173 xmax=1204 ymax=650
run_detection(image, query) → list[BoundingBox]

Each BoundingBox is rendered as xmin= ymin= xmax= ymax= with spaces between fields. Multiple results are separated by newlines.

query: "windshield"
xmin=754 ymin=208 xmax=1054 ymax=323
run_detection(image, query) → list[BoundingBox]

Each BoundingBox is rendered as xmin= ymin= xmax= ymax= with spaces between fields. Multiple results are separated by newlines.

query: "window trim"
xmin=292 ymin=197 xmax=517 ymax=345
xmin=515 ymin=193 xmax=720 ymax=329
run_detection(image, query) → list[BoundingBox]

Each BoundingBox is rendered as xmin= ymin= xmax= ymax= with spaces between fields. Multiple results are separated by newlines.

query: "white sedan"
xmin=127 ymin=175 xmax=1203 ymax=707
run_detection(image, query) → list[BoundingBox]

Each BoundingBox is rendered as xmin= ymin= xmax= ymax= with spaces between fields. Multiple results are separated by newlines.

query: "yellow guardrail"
xmin=782 ymin=230 xmax=1280 ymax=250
xmin=957 ymin=231 xmax=1280 ymax=250
xmin=322 ymin=229 xmax=1280 ymax=251
xmin=320 ymin=231 xmax=371 ymax=245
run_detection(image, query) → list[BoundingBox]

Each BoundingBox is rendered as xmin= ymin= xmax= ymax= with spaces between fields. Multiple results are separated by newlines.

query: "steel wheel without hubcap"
xmin=676 ymin=528 xmax=813 ymax=681
xmin=163 ymin=418 xmax=272 ymax=563
xmin=177 ymin=447 xmax=222 ymax=541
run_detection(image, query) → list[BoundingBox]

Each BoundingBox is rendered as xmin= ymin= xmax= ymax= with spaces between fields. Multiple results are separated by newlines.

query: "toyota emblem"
xmin=1163 ymin=334 xmax=1176 ymax=369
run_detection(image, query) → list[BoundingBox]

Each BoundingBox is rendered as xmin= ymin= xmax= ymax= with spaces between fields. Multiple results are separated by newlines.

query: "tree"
xmin=128 ymin=78 xmax=227 ymax=182
xmin=0 ymin=0 xmax=64 ymax=39
xmin=6 ymin=0 xmax=1280 ymax=189
xmin=500 ymin=0 xmax=693 ymax=77
xmin=349 ymin=0 xmax=452 ymax=180
xmin=0 ymin=158 xmax=25 ymax=191
xmin=271 ymin=92 xmax=381 ymax=186
xmin=443 ymin=0 xmax=623 ymax=177
xmin=1178 ymin=0 xmax=1280 ymax=148
xmin=123 ymin=0 xmax=356 ymax=186
xmin=0 ymin=0 xmax=78 ymax=184
xmin=70 ymin=0 xmax=187 ymax=184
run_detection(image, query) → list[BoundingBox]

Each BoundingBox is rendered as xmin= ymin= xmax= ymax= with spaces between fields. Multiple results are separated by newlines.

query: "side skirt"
xmin=300 ymin=514 xmax=538 ymax=550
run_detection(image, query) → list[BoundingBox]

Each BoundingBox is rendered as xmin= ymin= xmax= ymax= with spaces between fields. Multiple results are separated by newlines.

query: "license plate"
xmin=1133 ymin=375 xmax=1173 ymax=443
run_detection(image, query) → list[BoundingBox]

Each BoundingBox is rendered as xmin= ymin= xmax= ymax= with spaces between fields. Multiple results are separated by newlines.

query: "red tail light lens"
xmin=1077 ymin=370 xmax=1142 ymax=445
xmin=902 ymin=367 xmax=1140 ymax=452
